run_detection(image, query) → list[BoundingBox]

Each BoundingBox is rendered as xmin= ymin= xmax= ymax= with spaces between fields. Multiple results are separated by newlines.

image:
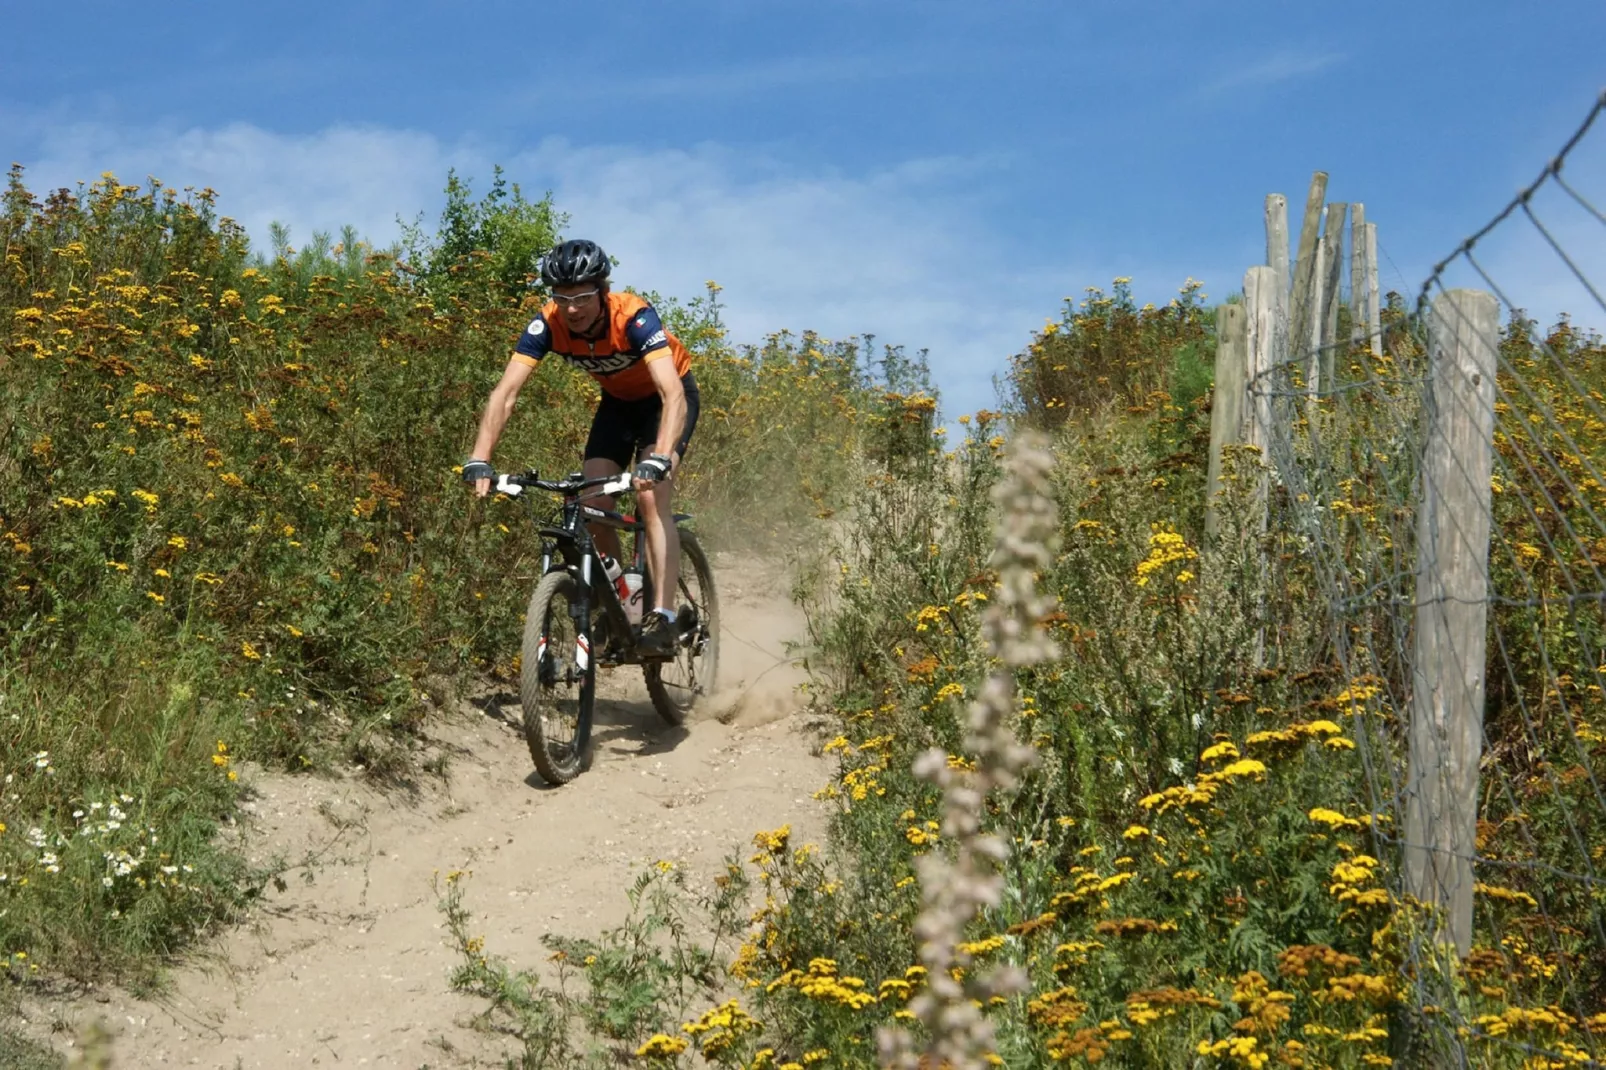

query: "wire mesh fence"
xmin=1250 ymin=89 xmax=1606 ymax=1066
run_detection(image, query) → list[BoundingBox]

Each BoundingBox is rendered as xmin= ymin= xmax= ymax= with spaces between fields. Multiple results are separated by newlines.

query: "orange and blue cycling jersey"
xmin=512 ymin=292 xmax=692 ymax=402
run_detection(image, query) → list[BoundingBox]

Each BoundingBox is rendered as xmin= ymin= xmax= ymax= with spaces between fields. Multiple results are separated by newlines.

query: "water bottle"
xmin=621 ymin=569 xmax=645 ymax=626
xmin=599 ymin=553 xmax=626 ymax=599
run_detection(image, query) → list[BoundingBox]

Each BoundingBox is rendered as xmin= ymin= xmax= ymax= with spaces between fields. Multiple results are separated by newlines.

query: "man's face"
xmin=552 ymin=283 xmax=605 ymax=334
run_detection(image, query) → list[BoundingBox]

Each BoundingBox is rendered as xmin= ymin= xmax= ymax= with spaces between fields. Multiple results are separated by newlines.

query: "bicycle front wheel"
xmin=520 ymin=570 xmax=595 ymax=785
xmin=645 ymin=530 xmax=720 ymax=726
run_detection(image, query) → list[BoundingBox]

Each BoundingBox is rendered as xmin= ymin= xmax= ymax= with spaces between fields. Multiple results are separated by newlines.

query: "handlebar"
xmin=492 ymin=469 xmax=633 ymax=500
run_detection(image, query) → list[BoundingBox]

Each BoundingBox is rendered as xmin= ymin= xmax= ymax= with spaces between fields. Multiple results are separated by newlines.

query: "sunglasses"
xmin=551 ymin=289 xmax=602 ymax=308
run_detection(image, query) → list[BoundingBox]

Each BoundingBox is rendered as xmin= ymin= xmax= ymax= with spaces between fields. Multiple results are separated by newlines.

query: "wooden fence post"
xmin=1243 ymin=267 xmax=1280 ymax=462
xmin=1205 ymin=303 xmax=1248 ymax=541
xmin=1363 ymin=222 xmax=1382 ymax=356
xmin=1350 ymin=204 xmax=1369 ymax=354
xmin=1240 ymin=266 xmax=1282 ymax=667
xmin=1290 ymin=172 xmax=1329 ymax=373
xmin=1266 ymin=194 xmax=1290 ymax=365
xmin=1307 ymin=228 xmax=1329 ymax=398
xmin=1320 ymin=202 xmax=1347 ymax=390
xmin=1404 ymin=288 xmax=1499 ymax=959
xmin=1265 ymin=194 xmax=1289 ymax=290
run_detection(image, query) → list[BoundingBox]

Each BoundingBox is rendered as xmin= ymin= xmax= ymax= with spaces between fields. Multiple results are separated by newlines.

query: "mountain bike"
xmin=491 ymin=468 xmax=719 ymax=785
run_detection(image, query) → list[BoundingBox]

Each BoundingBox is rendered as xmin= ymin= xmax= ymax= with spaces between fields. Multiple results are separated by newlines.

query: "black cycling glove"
xmin=461 ymin=459 xmax=494 ymax=483
xmin=633 ymin=453 xmax=672 ymax=484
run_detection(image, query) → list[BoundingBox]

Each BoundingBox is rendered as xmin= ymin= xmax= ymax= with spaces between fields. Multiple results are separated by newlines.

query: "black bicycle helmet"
xmin=539 ymin=239 xmax=611 ymax=287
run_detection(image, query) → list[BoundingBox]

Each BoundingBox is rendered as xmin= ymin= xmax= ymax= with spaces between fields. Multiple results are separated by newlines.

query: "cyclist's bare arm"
xmin=643 ymin=354 xmax=686 ymax=469
xmin=468 ymin=357 xmax=536 ymax=496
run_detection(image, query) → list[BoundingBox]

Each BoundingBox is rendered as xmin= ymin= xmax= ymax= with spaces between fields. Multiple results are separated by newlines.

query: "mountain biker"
xmin=461 ymin=238 xmax=698 ymax=658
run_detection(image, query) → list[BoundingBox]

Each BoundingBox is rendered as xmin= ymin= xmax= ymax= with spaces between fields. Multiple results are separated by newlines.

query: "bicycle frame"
xmin=497 ymin=470 xmax=688 ymax=669
xmin=491 ymin=465 xmax=716 ymax=781
xmin=554 ymin=497 xmax=641 ymax=667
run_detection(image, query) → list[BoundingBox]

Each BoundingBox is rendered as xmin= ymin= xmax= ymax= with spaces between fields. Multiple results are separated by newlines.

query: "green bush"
xmin=443 ymin=284 xmax=1606 ymax=1067
xmin=0 ymin=166 xmax=884 ymax=980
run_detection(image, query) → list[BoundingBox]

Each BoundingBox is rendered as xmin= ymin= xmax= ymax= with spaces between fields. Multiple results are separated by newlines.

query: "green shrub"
xmin=0 ymin=165 xmax=883 ymax=980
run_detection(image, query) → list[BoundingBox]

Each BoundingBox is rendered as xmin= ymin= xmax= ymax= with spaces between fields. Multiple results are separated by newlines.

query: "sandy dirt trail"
xmin=31 ymin=550 xmax=831 ymax=1068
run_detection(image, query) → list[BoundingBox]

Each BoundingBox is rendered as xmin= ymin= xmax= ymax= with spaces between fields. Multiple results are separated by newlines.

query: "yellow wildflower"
xmin=1218 ymin=758 xmax=1267 ymax=780
xmin=634 ymin=1033 xmax=688 ymax=1058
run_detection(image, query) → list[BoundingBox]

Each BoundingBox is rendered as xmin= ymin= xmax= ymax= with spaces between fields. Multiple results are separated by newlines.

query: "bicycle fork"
xmin=573 ymin=554 xmax=596 ymax=753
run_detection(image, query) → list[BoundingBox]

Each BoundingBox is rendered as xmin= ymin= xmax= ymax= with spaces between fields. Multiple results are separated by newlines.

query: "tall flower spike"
xmin=879 ymin=431 xmax=1061 ymax=1070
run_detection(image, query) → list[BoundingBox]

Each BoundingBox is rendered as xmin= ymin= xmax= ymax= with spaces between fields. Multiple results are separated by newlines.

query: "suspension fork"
xmin=576 ymin=552 xmax=595 ymax=673
xmin=568 ymin=513 xmax=597 ymax=754
xmin=566 ymin=510 xmax=596 ymax=679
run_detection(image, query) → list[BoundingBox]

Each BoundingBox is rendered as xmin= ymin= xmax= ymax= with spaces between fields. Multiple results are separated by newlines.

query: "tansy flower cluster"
xmin=1134 ymin=524 xmax=1198 ymax=587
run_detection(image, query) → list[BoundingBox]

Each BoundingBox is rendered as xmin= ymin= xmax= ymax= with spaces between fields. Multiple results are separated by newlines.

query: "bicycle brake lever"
xmin=494 ymin=474 xmax=524 ymax=497
xmin=599 ymin=475 xmax=633 ymax=497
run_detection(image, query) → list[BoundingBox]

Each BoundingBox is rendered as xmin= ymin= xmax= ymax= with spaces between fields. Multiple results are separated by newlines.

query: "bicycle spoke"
xmin=644 ymin=531 xmax=718 ymax=726
xmin=521 ymin=570 xmax=594 ymax=783
xmin=540 ymin=603 xmax=581 ymax=749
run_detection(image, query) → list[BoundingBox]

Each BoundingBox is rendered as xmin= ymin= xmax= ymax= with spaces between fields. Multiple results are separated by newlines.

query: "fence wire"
xmin=1254 ymin=89 xmax=1606 ymax=1067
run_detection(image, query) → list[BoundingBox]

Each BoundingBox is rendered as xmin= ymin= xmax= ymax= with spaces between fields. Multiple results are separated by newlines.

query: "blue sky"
xmin=6 ymin=0 xmax=1603 ymax=410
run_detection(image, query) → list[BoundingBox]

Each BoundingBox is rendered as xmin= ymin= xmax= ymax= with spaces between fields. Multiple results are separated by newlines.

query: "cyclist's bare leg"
xmin=637 ymin=465 xmax=680 ymax=615
xmin=581 ymin=456 xmax=624 ymax=564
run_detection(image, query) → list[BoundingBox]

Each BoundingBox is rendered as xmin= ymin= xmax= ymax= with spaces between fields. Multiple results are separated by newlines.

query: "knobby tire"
xmin=645 ymin=530 xmax=720 ymax=726
xmin=520 ymin=570 xmax=595 ymax=785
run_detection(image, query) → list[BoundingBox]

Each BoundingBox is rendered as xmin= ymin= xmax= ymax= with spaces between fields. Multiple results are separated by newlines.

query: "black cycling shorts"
xmin=583 ymin=372 xmax=701 ymax=471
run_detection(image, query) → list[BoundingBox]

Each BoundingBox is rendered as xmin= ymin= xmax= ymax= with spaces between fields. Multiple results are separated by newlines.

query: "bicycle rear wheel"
xmin=520 ymin=570 xmax=595 ymax=784
xmin=645 ymin=530 xmax=720 ymax=726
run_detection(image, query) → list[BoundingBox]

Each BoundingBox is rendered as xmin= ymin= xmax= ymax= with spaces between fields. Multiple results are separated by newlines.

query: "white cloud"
xmin=22 ymin=120 xmax=1082 ymax=413
xmin=1200 ymin=49 xmax=1344 ymax=97
xmin=25 ymin=121 xmax=473 ymax=252
xmin=514 ymin=139 xmax=1052 ymax=405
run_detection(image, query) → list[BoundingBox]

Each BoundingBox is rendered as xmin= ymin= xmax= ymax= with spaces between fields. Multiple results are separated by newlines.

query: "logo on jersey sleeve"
xmin=526 ymin=318 xmax=545 ymax=336
xmin=644 ymin=330 xmax=667 ymax=349
xmin=635 ymin=316 xmax=646 ymax=328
